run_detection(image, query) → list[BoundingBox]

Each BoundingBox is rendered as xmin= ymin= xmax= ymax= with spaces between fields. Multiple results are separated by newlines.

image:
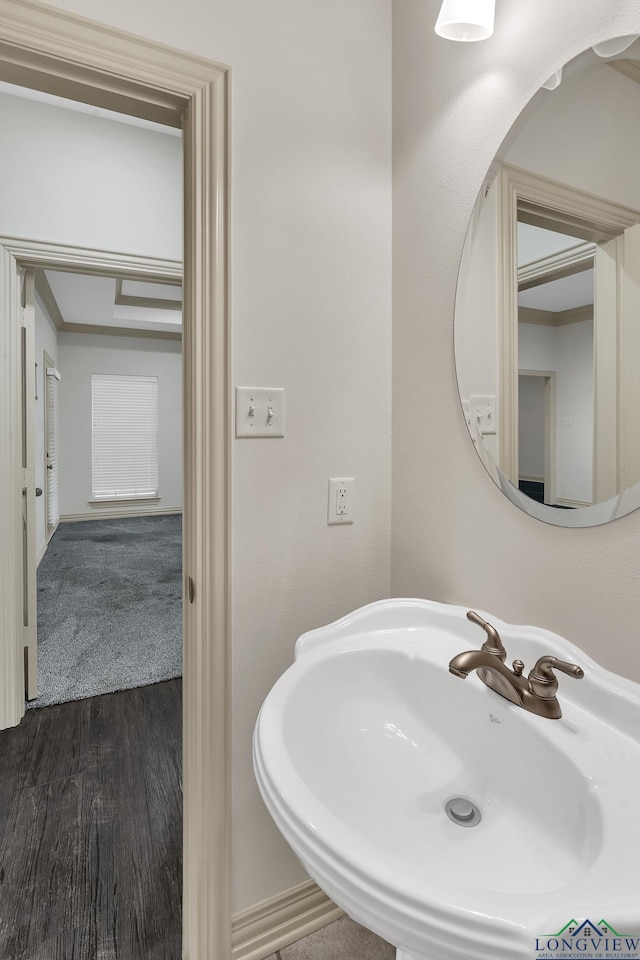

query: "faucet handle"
xmin=466 ymin=611 xmax=507 ymax=661
xmin=528 ymin=656 xmax=584 ymax=700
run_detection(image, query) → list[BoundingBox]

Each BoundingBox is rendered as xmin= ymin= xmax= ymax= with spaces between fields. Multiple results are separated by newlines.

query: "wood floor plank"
xmin=0 ymin=698 xmax=88 ymax=790
xmin=0 ymin=775 xmax=82 ymax=956
xmin=0 ymin=680 xmax=182 ymax=960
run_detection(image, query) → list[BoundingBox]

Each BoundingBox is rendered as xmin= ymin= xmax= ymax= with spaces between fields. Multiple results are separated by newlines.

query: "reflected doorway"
xmin=518 ymin=370 xmax=556 ymax=505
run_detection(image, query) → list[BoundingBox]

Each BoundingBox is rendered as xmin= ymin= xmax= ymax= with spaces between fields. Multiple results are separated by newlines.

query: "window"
xmin=91 ymin=374 xmax=159 ymax=500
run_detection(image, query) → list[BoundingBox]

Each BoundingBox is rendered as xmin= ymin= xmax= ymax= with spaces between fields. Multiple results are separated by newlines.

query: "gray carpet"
xmin=30 ymin=515 xmax=182 ymax=709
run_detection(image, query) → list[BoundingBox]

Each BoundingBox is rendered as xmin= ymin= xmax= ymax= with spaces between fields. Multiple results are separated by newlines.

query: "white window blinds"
xmin=92 ymin=374 xmax=159 ymax=500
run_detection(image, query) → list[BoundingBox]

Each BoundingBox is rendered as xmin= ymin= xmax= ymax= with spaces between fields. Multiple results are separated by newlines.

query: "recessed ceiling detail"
xmin=39 ymin=268 xmax=182 ymax=339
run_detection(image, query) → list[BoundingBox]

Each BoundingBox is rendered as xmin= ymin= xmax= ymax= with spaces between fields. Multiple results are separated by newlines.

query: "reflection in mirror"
xmin=455 ymin=38 xmax=640 ymax=526
xmin=517 ymin=222 xmax=594 ymax=508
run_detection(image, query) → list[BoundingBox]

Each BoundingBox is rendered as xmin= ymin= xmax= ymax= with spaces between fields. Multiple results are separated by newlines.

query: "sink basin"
xmin=253 ymin=599 xmax=640 ymax=960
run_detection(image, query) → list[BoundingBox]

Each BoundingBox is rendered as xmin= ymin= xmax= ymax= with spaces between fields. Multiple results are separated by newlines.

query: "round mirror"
xmin=454 ymin=37 xmax=640 ymax=526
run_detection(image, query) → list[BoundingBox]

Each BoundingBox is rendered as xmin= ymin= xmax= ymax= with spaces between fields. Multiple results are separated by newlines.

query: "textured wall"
xmin=393 ymin=1 xmax=640 ymax=679
xmin=0 ymin=91 xmax=181 ymax=257
xmin=36 ymin=0 xmax=392 ymax=911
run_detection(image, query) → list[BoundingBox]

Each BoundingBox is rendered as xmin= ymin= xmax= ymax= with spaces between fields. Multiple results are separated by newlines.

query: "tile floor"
xmin=264 ymin=916 xmax=396 ymax=960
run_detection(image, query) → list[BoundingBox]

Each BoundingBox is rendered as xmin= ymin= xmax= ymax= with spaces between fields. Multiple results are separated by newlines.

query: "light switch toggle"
xmin=235 ymin=387 xmax=285 ymax=438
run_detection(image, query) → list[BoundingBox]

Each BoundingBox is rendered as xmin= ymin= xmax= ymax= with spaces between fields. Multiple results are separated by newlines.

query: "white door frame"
xmin=497 ymin=164 xmax=640 ymax=486
xmin=0 ymin=3 xmax=231 ymax=959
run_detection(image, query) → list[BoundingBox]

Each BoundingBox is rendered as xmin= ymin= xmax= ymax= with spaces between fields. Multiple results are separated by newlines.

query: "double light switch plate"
xmin=235 ymin=387 xmax=285 ymax=437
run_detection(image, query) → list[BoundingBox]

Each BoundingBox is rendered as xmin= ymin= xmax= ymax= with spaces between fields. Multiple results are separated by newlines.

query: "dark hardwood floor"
xmin=0 ymin=680 xmax=182 ymax=960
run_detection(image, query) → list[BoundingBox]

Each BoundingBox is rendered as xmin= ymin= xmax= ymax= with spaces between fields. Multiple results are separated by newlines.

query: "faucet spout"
xmin=449 ymin=649 xmax=525 ymax=707
xmin=449 ymin=648 xmax=513 ymax=679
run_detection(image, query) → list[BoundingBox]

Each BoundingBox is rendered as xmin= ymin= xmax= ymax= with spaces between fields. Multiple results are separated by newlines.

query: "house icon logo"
xmin=535 ymin=919 xmax=640 ymax=959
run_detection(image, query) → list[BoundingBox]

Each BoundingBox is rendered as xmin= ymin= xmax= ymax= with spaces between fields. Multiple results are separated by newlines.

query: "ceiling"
xmin=38 ymin=269 xmax=183 ymax=339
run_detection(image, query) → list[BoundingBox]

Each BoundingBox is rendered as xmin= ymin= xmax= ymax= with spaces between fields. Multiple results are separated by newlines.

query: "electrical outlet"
xmin=328 ymin=477 xmax=354 ymax=525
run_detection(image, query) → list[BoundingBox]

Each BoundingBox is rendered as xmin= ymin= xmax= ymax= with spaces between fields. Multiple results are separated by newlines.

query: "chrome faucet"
xmin=449 ymin=611 xmax=584 ymax=719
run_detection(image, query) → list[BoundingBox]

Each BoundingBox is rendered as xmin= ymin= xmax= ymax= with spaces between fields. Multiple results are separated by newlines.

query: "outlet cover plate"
xmin=328 ymin=477 xmax=354 ymax=525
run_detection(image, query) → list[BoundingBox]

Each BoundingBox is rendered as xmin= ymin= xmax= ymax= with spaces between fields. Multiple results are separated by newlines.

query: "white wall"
xmin=0 ymin=91 xmax=182 ymax=258
xmin=393 ymin=0 xmax=640 ymax=702
xmin=36 ymin=0 xmax=392 ymax=912
xmin=555 ymin=319 xmax=594 ymax=503
xmin=454 ymin=184 xmax=499 ymax=459
xmin=519 ymin=320 xmax=594 ymax=503
xmin=505 ymin=55 xmax=640 ymax=209
xmin=34 ymin=290 xmax=59 ymax=557
xmin=518 ymin=375 xmax=545 ymax=480
xmin=57 ymin=333 xmax=183 ymax=518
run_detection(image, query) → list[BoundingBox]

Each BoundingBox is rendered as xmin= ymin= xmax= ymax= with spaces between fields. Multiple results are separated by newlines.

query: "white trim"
xmin=518 ymin=241 xmax=595 ymax=290
xmin=609 ymin=58 xmax=640 ymax=87
xmin=60 ymin=508 xmax=182 ymax=522
xmin=0 ymin=246 xmax=22 ymax=727
xmin=231 ymin=880 xmax=344 ymax=960
xmin=36 ymin=533 xmax=52 ymax=567
xmin=88 ymin=496 xmax=161 ymax=506
xmin=33 ymin=260 xmax=183 ymax=340
xmin=593 ymin=236 xmax=621 ymax=503
xmin=0 ymin=236 xmax=182 ymax=281
xmin=518 ymin=304 xmax=593 ymax=327
xmin=497 ymin=164 xmax=640 ymax=487
xmin=619 ymin=222 xmax=640 ymax=493
xmin=556 ymin=497 xmax=592 ymax=508
xmin=0 ymin=4 xmax=231 ymax=959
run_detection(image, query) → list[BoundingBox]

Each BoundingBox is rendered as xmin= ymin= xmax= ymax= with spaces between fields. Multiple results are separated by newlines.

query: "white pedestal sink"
xmin=253 ymin=599 xmax=640 ymax=960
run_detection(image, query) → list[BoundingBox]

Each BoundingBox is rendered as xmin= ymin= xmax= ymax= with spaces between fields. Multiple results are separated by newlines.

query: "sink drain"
xmin=445 ymin=796 xmax=481 ymax=827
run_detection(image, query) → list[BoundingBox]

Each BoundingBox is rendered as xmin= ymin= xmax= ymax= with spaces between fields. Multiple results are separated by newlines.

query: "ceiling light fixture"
xmin=434 ymin=0 xmax=496 ymax=42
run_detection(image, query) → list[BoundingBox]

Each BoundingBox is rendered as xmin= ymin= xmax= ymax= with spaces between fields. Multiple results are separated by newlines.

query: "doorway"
xmin=23 ymin=255 xmax=184 ymax=708
xmin=0 ymin=4 xmax=230 ymax=958
xmin=518 ymin=370 xmax=556 ymax=505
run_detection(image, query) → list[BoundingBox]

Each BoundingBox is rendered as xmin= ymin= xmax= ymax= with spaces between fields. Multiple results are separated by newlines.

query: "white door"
xmin=44 ymin=350 xmax=60 ymax=539
xmin=21 ymin=268 xmax=37 ymax=700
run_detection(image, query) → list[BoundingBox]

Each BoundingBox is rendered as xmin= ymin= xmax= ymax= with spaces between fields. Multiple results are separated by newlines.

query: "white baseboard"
xmin=36 ymin=540 xmax=48 ymax=568
xmin=59 ymin=507 xmax=182 ymax=522
xmin=231 ymin=880 xmax=344 ymax=960
xmin=36 ymin=522 xmax=60 ymax=567
xmin=555 ymin=497 xmax=592 ymax=508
